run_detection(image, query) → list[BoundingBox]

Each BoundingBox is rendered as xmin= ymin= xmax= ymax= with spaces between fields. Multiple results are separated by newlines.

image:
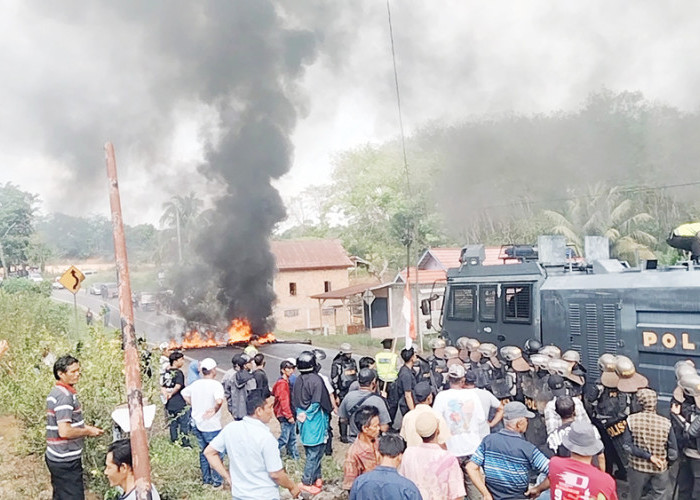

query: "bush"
xmin=0 ymin=277 xmax=52 ymax=296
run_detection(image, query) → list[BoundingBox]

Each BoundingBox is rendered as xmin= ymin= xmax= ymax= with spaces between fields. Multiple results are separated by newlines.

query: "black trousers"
xmin=46 ymin=456 xmax=85 ymax=500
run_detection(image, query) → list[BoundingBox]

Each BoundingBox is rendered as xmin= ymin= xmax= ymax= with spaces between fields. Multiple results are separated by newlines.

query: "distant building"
xmin=270 ymin=239 xmax=353 ymax=333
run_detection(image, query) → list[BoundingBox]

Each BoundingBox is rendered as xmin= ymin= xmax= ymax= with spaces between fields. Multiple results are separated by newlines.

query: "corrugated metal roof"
xmin=270 ymin=239 xmax=353 ymax=271
xmin=421 ymin=246 xmax=520 ymax=270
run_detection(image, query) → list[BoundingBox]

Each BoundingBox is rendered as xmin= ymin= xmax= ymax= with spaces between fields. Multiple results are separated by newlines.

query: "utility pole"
xmin=105 ymin=142 xmax=153 ymax=500
xmin=175 ymin=208 xmax=183 ymax=263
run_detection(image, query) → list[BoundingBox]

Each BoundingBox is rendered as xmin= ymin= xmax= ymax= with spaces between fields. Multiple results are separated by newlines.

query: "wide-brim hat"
xmin=433 ymin=347 xmax=446 ymax=359
xmin=488 ymin=356 xmax=502 ymax=370
xmin=564 ymin=373 xmax=585 ymax=386
xmin=512 ymin=356 xmax=531 ymax=372
xmin=446 ymin=358 xmax=463 ymax=368
xmin=562 ymin=421 xmax=604 ymax=456
xmin=458 ymin=349 xmax=470 ymax=363
xmin=601 ymin=371 xmax=619 ymax=389
xmin=470 ymin=351 xmax=482 ymax=363
xmin=617 ymin=373 xmax=648 ymax=393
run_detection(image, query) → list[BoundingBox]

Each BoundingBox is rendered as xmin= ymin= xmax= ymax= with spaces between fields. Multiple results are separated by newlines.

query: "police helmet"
xmin=676 ymin=363 xmax=698 ymax=381
xmin=597 ymin=354 xmax=616 ymax=372
xmin=530 ymin=353 xmax=550 ymax=371
xmin=562 ymin=350 xmax=581 ymax=364
xmin=547 ymin=358 xmax=571 ymax=377
xmin=465 ymin=338 xmax=481 ymax=352
xmin=339 ymin=343 xmax=352 ymax=354
xmin=523 ymin=338 xmax=542 ymax=355
xmin=296 ymin=351 xmax=317 ymax=373
xmin=444 ymin=346 xmax=459 ymax=359
xmin=456 ymin=337 xmax=470 ymax=350
xmin=614 ymin=355 xmax=648 ymax=392
xmin=680 ymin=374 xmax=700 ymax=400
xmin=477 ymin=343 xmax=498 ymax=358
xmin=539 ymin=345 xmax=561 ymax=359
xmin=429 ymin=338 xmax=446 ymax=350
xmin=500 ymin=346 xmax=522 ymax=362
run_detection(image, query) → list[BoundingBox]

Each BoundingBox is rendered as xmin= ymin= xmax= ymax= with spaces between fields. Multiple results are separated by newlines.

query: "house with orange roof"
xmin=270 ymin=239 xmax=354 ymax=333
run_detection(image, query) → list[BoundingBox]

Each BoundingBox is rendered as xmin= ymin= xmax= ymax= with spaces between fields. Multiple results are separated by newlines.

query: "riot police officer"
xmin=522 ymin=353 xmax=551 ymax=453
xmin=500 ymin=346 xmax=531 ymax=403
xmin=330 ymin=343 xmax=358 ymax=443
xmin=522 ymin=338 xmax=542 ymax=364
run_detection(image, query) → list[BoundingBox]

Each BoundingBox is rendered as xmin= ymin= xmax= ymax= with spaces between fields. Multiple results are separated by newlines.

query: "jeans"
xmin=46 ymin=456 xmax=85 ymax=500
xmin=302 ymin=443 xmax=325 ymax=485
xmin=193 ymin=427 xmax=223 ymax=486
xmin=168 ymin=408 xmax=191 ymax=446
xmin=278 ymin=419 xmax=300 ymax=459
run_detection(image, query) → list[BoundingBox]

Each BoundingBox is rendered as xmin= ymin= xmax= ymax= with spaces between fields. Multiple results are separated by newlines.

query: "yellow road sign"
xmin=59 ymin=266 xmax=86 ymax=294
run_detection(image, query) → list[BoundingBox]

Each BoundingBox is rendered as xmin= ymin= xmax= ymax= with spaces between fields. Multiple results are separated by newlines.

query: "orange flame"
xmin=167 ymin=318 xmax=276 ymax=349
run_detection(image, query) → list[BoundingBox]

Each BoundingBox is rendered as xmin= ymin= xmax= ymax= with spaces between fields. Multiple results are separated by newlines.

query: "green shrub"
xmin=0 ymin=277 xmax=52 ymax=297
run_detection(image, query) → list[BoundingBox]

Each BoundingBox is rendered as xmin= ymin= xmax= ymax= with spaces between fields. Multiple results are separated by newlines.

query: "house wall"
xmin=272 ymin=268 xmax=350 ymax=333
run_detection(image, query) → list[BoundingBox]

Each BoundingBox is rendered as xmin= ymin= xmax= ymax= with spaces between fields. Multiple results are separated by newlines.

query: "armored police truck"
xmin=439 ymin=235 xmax=700 ymax=399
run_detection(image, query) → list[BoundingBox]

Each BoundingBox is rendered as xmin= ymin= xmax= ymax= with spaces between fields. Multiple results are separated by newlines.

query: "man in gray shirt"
xmin=339 ymin=369 xmax=391 ymax=442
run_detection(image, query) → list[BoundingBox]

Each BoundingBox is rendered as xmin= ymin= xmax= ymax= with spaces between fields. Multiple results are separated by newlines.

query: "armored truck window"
xmin=479 ymin=285 xmax=497 ymax=322
xmin=448 ymin=286 xmax=476 ymax=321
xmin=503 ymin=284 xmax=532 ymax=323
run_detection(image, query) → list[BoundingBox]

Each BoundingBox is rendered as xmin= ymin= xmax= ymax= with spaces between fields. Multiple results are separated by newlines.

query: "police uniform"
xmin=375 ymin=346 xmax=399 ymax=420
xmin=331 ymin=346 xmax=358 ymax=443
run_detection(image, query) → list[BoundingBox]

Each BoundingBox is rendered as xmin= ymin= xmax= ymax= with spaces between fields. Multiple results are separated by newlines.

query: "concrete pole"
xmin=105 ymin=142 xmax=153 ymax=500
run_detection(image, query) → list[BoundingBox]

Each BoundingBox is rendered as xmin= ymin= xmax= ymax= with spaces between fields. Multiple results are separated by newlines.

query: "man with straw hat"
xmin=625 ymin=388 xmax=677 ymax=500
xmin=536 ymin=421 xmax=618 ymax=500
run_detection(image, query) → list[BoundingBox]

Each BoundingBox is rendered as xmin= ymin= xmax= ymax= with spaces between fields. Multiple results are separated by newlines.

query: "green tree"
xmin=0 ymin=183 xmax=38 ymax=276
xmin=543 ymin=184 xmax=657 ymax=264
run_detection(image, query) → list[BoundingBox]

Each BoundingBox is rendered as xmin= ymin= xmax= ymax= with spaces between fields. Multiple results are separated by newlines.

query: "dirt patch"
xmin=0 ymin=415 xmax=100 ymax=500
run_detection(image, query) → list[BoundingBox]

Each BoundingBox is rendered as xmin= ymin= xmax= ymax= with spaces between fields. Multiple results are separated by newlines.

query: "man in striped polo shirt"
xmin=467 ymin=401 xmax=549 ymax=500
xmin=46 ymin=355 xmax=103 ymax=499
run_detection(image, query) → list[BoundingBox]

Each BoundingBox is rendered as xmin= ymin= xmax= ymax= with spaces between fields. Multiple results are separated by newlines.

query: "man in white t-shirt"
xmin=432 ymin=364 xmax=486 ymax=499
xmin=464 ymin=369 xmax=504 ymax=437
xmin=182 ymin=357 xmax=225 ymax=488
xmin=205 ymin=390 xmax=302 ymax=500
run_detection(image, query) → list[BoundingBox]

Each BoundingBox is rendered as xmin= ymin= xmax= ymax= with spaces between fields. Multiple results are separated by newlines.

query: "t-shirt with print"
xmin=432 ymin=387 xmax=486 ymax=457
xmin=181 ymin=378 xmax=224 ymax=432
xmin=162 ymin=368 xmax=186 ymax=413
xmin=548 ymin=456 xmax=618 ymax=500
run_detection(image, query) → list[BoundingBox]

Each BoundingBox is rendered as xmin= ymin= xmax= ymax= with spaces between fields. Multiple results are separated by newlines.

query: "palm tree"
xmin=159 ymin=193 xmax=204 ymax=262
xmin=543 ymin=184 xmax=657 ymax=265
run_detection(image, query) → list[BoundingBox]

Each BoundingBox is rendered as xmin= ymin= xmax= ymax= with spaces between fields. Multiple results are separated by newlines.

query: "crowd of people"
xmin=45 ymin=334 xmax=700 ymax=500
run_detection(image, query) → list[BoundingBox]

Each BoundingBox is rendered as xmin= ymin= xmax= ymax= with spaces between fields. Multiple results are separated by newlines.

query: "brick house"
xmin=270 ymin=239 xmax=353 ymax=333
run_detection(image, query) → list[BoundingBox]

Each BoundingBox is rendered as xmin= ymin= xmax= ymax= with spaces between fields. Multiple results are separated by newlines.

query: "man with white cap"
xmin=540 ymin=420 xmax=618 ymax=500
xmin=467 ymin=401 xmax=549 ymax=500
xmin=182 ymin=357 xmax=225 ymax=488
xmin=432 ymin=363 xmax=486 ymax=499
xmin=399 ymin=411 xmax=466 ymax=500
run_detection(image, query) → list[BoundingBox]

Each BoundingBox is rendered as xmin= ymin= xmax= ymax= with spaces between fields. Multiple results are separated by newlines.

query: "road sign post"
xmin=59 ymin=266 xmax=85 ymax=339
xmin=362 ymin=289 xmax=375 ymax=335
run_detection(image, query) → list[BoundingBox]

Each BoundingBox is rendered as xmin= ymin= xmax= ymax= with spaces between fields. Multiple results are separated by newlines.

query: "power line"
xmin=479 ymin=180 xmax=700 ymax=210
xmin=386 ymin=0 xmax=411 ymax=198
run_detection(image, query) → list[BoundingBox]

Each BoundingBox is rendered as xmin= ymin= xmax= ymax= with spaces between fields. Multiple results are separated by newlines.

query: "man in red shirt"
xmin=272 ymin=360 xmax=300 ymax=459
xmin=532 ymin=420 xmax=618 ymax=500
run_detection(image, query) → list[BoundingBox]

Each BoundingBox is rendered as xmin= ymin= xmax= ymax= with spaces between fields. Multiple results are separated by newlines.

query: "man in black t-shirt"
xmin=252 ymin=353 xmax=269 ymax=391
xmin=161 ymin=351 xmax=190 ymax=446
xmin=394 ymin=348 xmax=417 ymax=426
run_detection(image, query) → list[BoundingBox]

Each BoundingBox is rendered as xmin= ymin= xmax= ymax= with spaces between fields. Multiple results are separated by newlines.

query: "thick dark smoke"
xmin=26 ymin=1 xmax=316 ymax=331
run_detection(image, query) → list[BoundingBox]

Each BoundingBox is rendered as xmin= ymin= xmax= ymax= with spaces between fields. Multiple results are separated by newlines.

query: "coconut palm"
xmin=159 ymin=193 xmax=204 ymax=262
xmin=543 ymin=184 xmax=657 ymax=265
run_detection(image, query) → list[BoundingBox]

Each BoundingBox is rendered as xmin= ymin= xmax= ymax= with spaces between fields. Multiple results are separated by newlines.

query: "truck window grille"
xmin=569 ymin=303 xmax=581 ymax=336
xmin=586 ymin=303 xmax=600 ymax=379
xmin=602 ymin=303 xmax=618 ymax=354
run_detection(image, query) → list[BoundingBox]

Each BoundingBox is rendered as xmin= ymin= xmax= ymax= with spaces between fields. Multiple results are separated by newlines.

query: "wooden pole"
xmin=105 ymin=142 xmax=153 ymax=500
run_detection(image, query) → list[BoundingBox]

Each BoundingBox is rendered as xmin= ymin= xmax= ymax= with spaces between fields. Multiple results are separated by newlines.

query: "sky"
xmin=2 ymin=1 xmax=700 ymax=227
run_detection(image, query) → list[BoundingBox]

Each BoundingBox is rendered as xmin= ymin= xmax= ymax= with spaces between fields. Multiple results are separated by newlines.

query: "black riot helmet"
xmin=297 ymin=351 xmax=317 ymax=373
xmin=523 ymin=338 xmax=542 ymax=356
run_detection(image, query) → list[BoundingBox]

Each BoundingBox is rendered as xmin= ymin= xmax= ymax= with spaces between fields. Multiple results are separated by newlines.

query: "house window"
xmin=447 ymin=286 xmax=476 ymax=321
xmin=322 ymin=308 xmax=334 ymax=316
xmin=479 ymin=285 xmax=497 ymax=322
xmin=289 ymin=282 xmax=297 ymax=296
xmin=284 ymin=309 xmax=299 ymax=317
xmin=503 ymin=284 xmax=532 ymax=323
xmin=324 ymin=281 xmax=332 ymax=292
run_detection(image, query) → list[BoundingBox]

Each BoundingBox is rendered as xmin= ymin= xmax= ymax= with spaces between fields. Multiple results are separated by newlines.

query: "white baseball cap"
xmin=200 ymin=358 xmax=217 ymax=371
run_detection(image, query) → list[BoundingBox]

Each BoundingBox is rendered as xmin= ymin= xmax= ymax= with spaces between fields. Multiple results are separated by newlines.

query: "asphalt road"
xmin=51 ymin=287 xmax=349 ymax=380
